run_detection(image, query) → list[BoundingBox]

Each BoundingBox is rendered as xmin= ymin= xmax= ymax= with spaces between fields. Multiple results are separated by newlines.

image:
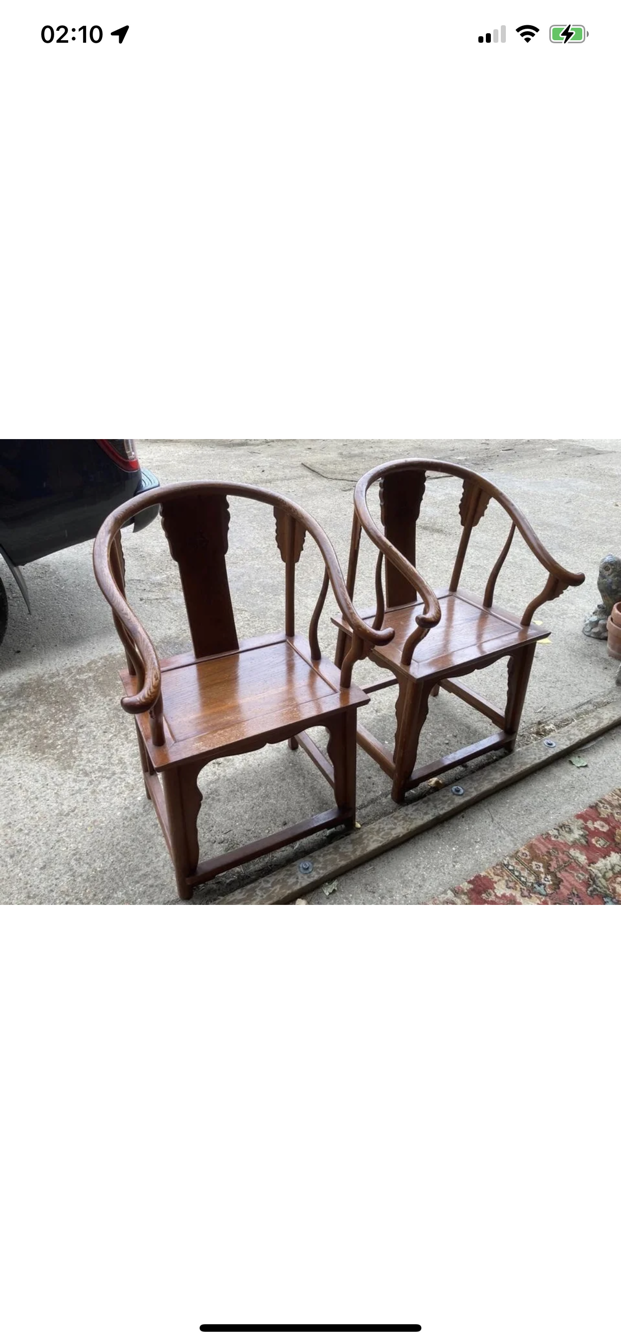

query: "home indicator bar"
xmin=199 ymin=1328 xmax=422 ymax=1336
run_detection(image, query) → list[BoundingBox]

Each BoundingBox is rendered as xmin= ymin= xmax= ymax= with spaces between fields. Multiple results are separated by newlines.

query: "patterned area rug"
xmin=433 ymin=786 xmax=621 ymax=904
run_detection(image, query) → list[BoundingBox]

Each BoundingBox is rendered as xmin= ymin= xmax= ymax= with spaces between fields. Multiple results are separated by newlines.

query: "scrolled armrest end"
xmin=120 ymin=675 xmax=162 ymax=717
xmin=369 ymin=624 xmax=396 ymax=646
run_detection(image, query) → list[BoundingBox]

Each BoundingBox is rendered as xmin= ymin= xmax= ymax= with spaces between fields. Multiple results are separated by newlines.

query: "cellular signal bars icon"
xmin=478 ymin=26 xmax=506 ymax=42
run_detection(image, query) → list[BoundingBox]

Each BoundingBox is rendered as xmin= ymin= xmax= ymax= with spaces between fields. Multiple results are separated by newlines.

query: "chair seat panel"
xmin=159 ymin=630 xmax=288 ymax=673
xmin=122 ymin=635 xmax=367 ymax=768
xmin=332 ymin=587 xmax=550 ymax=680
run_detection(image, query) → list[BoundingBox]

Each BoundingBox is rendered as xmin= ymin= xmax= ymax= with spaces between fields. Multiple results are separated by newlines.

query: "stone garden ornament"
xmin=582 ymin=555 xmax=621 ymax=640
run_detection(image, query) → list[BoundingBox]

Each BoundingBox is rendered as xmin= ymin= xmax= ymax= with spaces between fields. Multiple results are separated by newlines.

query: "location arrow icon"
xmin=111 ymin=25 xmax=129 ymax=44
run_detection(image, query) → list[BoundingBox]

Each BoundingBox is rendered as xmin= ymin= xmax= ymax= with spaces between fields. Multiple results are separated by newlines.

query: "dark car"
xmin=0 ymin=440 xmax=159 ymax=645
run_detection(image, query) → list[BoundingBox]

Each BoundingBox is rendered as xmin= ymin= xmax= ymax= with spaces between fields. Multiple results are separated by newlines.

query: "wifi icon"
xmin=516 ymin=23 xmax=540 ymax=41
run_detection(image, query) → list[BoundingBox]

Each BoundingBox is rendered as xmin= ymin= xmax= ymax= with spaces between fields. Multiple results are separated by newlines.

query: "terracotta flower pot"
xmin=607 ymin=603 xmax=621 ymax=659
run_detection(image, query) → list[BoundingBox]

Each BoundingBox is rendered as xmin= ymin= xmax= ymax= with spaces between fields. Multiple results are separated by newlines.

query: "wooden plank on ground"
xmin=210 ymin=698 xmax=621 ymax=905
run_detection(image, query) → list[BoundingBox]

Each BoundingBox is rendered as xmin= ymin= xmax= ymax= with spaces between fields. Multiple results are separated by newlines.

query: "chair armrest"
xmin=521 ymin=570 xmax=585 ymax=627
xmin=306 ymin=521 xmax=397 ymax=648
xmin=489 ymin=491 xmax=585 ymax=625
xmin=353 ymin=489 xmax=442 ymax=662
xmin=489 ymin=488 xmax=585 ymax=592
xmin=93 ymin=522 xmax=162 ymax=717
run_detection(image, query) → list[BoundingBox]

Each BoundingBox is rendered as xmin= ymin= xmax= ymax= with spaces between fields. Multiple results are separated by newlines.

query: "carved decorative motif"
xmin=522 ymin=572 xmax=571 ymax=627
xmin=459 ymin=478 xmax=491 ymax=529
xmin=504 ymin=645 xmax=537 ymax=737
xmin=273 ymin=507 xmax=306 ymax=564
xmin=391 ymin=680 xmax=433 ymax=800
xmin=182 ymin=766 xmax=204 ymax=874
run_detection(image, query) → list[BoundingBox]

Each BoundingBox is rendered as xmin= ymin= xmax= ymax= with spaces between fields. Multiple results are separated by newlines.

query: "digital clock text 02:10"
xmin=41 ymin=25 xmax=103 ymax=43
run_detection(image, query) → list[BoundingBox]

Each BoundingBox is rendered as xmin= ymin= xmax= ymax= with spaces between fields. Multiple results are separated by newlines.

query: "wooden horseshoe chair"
xmin=93 ymin=481 xmax=395 ymax=899
xmin=333 ymin=459 xmax=585 ymax=804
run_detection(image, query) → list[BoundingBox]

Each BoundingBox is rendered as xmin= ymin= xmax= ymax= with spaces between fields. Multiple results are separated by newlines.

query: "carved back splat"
xmin=274 ymin=506 xmax=306 ymax=635
xmin=161 ymin=493 xmax=238 ymax=657
xmin=380 ymin=470 xmax=426 ymax=607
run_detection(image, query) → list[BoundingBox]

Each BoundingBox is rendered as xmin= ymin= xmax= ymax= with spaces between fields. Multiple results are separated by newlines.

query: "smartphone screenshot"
xmin=0 ymin=4 xmax=618 ymax=1342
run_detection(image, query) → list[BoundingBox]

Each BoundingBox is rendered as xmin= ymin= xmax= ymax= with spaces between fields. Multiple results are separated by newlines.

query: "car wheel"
xmin=0 ymin=575 xmax=8 ymax=647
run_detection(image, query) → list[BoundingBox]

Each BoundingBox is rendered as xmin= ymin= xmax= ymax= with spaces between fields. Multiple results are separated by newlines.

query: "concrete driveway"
xmin=1 ymin=439 xmax=619 ymax=903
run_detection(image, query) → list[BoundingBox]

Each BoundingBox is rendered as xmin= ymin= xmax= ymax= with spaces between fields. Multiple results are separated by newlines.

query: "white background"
xmin=0 ymin=1 xmax=619 ymax=435
xmin=2 ymin=913 xmax=619 ymax=1344
xmin=0 ymin=2 xmax=619 ymax=1342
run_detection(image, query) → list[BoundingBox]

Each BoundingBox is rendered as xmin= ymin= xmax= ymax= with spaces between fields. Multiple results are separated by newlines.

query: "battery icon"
xmin=549 ymin=24 xmax=588 ymax=42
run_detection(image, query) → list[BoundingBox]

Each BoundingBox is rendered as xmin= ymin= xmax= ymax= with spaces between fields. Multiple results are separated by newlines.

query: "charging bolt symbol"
xmin=549 ymin=24 xmax=588 ymax=42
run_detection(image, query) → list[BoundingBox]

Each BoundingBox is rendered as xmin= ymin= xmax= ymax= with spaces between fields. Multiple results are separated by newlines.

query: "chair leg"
xmin=334 ymin=627 xmax=351 ymax=671
xmin=391 ymin=679 xmax=432 ymax=804
xmin=162 ymin=764 xmax=203 ymax=900
xmin=504 ymin=645 xmax=537 ymax=751
xmin=135 ymin=723 xmax=156 ymax=800
xmin=327 ymin=708 xmax=358 ymax=827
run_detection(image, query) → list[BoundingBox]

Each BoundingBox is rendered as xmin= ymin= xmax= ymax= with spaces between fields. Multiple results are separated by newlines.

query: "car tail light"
xmin=97 ymin=439 xmax=140 ymax=470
